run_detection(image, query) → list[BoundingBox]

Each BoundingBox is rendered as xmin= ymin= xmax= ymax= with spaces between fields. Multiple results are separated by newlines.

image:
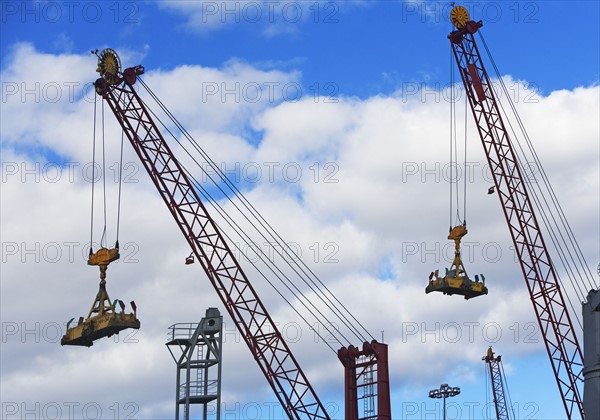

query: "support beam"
xmin=338 ymin=341 xmax=391 ymax=420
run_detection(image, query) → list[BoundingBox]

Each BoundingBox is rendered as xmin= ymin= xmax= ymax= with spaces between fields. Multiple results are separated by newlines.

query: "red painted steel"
xmin=484 ymin=349 xmax=509 ymax=420
xmin=338 ymin=341 xmax=391 ymax=420
xmin=449 ymin=22 xmax=584 ymax=418
xmin=95 ymin=70 xmax=330 ymax=420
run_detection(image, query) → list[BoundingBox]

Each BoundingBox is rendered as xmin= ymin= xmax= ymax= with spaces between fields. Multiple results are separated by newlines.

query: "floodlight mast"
xmin=428 ymin=383 xmax=460 ymax=420
xmin=447 ymin=5 xmax=584 ymax=418
xmin=93 ymin=65 xmax=330 ymax=420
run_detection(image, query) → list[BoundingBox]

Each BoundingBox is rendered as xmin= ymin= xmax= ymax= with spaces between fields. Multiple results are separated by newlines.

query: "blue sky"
xmin=1 ymin=1 xmax=599 ymax=419
xmin=2 ymin=1 xmax=599 ymax=96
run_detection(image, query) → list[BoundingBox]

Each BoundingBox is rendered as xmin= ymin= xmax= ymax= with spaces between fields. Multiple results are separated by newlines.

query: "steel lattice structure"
xmin=448 ymin=20 xmax=584 ymax=418
xmin=483 ymin=348 xmax=509 ymax=420
xmin=94 ymin=68 xmax=330 ymax=420
xmin=338 ymin=341 xmax=391 ymax=420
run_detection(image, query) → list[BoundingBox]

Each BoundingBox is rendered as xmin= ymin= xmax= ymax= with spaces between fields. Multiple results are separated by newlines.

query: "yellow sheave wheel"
xmin=450 ymin=5 xmax=470 ymax=29
xmin=97 ymin=48 xmax=122 ymax=85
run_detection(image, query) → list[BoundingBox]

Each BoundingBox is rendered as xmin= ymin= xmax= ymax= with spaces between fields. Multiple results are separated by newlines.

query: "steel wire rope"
xmin=454 ymin=105 xmax=461 ymax=226
xmin=130 ymin=89 xmax=351 ymax=350
xmin=479 ymin=32 xmax=596 ymax=294
xmin=460 ymin=35 xmax=587 ymax=410
xmin=183 ymin=166 xmax=341 ymax=353
xmin=497 ymin=85 xmax=598 ymax=292
xmin=194 ymin=147 xmax=372 ymax=344
xmin=479 ymin=32 xmax=595 ymax=316
xmin=100 ymin=101 xmax=108 ymax=248
xmin=478 ymin=38 xmax=586 ymax=328
xmin=148 ymin=121 xmax=355 ymax=349
xmin=115 ymin=129 xmax=125 ymax=248
xmin=479 ymin=36 xmax=593 ymax=299
xmin=450 ymin=48 xmax=455 ymax=229
xmin=463 ymin=90 xmax=468 ymax=225
xmin=139 ymin=77 xmax=374 ymax=343
xmin=450 ymin=47 xmax=464 ymax=227
xmin=137 ymin=78 xmax=374 ymax=344
xmin=499 ymin=357 xmax=516 ymax=420
xmin=478 ymin=33 xmax=597 ymax=293
xmin=113 ymin=88 xmax=344 ymax=351
xmin=478 ymin=34 xmax=589 ymax=338
xmin=89 ymin=96 xmax=97 ymax=256
xmin=484 ymin=361 xmax=490 ymax=417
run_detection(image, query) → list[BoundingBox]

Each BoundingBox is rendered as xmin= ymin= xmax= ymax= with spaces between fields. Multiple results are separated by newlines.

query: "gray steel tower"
xmin=167 ymin=308 xmax=223 ymax=420
xmin=583 ymin=289 xmax=600 ymax=419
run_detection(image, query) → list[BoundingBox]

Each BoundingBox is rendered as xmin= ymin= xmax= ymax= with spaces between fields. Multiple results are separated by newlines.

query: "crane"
xmin=482 ymin=347 xmax=511 ymax=420
xmin=447 ymin=5 xmax=599 ymax=418
xmin=91 ymin=57 xmax=329 ymax=420
xmin=73 ymin=48 xmax=391 ymax=419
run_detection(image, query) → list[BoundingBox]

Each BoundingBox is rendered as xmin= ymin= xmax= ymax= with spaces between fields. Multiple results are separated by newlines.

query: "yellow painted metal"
xmin=96 ymin=48 xmax=121 ymax=85
xmin=88 ymin=247 xmax=119 ymax=266
xmin=450 ymin=5 xmax=470 ymax=29
xmin=426 ymin=224 xmax=488 ymax=300
xmin=61 ymin=247 xmax=140 ymax=347
xmin=448 ymin=224 xmax=467 ymax=241
xmin=61 ymin=312 xmax=140 ymax=347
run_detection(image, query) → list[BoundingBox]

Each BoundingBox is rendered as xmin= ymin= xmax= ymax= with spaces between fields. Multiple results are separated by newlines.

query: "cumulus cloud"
xmin=1 ymin=43 xmax=598 ymax=418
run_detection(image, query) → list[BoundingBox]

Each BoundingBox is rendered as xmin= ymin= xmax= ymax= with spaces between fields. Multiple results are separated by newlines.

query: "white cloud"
xmin=157 ymin=0 xmax=371 ymax=36
xmin=1 ymin=43 xmax=598 ymax=418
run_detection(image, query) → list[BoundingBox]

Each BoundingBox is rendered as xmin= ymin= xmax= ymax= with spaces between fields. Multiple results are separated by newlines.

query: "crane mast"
xmin=483 ymin=347 xmax=510 ymax=420
xmin=448 ymin=7 xmax=584 ymax=418
xmin=93 ymin=67 xmax=329 ymax=420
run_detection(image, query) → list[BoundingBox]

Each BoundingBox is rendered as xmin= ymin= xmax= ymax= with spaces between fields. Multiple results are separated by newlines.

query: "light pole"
xmin=428 ymin=383 xmax=460 ymax=420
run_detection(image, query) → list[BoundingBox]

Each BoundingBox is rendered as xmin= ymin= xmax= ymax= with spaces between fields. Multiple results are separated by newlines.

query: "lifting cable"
xmin=453 ymin=99 xmax=460 ymax=225
xmin=132 ymin=90 xmax=352 ymax=351
xmin=185 ymin=166 xmax=342 ymax=353
xmin=478 ymin=32 xmax=598 ymax=321
xmin=136 ymin=78 xmax=374 ymax=347
xmin=480 ymin=31 xmax=587 ymax=320
xmin=89 ymin=96 xmax=97 ymax=256
xmin=449 ymin=47 xmax=454 ymax=229
xmin=483 ymin=362 xmax=490 ymax=415
xmin=463 ymin=89 xmax=468 ymax=224
xmin=90 ymin=94 xmax=124 ymax=253
xmin=141 ymin=102 xmax=347 ymax=350
xmin=480 ymin=31 xmax=597 ymax=295
xmin=499 ymin=358 xmax=517 ymax=419
xmin=100 ymin=101 xmax=108 ymax=248
xmin=115 ymin=129 xmax=125 ymax=248
xmin=133 ymin=85 xmax=361 ymax=350
xmin=449 ymin=46 xmax=467 ymax=228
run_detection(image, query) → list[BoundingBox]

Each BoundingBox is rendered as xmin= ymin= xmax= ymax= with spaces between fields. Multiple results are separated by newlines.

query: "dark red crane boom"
xmin=483 ymin=347 xmax=510 ymax=420
xmin=448 ymin=6 xmax=584 ymax=418
xmin=93 ymin=65 xmax=330 ymax=420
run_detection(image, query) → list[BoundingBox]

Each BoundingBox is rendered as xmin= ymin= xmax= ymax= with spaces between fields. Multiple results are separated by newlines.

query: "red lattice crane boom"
xmin=93 ymin=63 xmax=329 ymax=420
xmin=483 ymin=347 xmax=510 ymax=420
xmin=448 ymin=6 xmax=584 ymax=418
